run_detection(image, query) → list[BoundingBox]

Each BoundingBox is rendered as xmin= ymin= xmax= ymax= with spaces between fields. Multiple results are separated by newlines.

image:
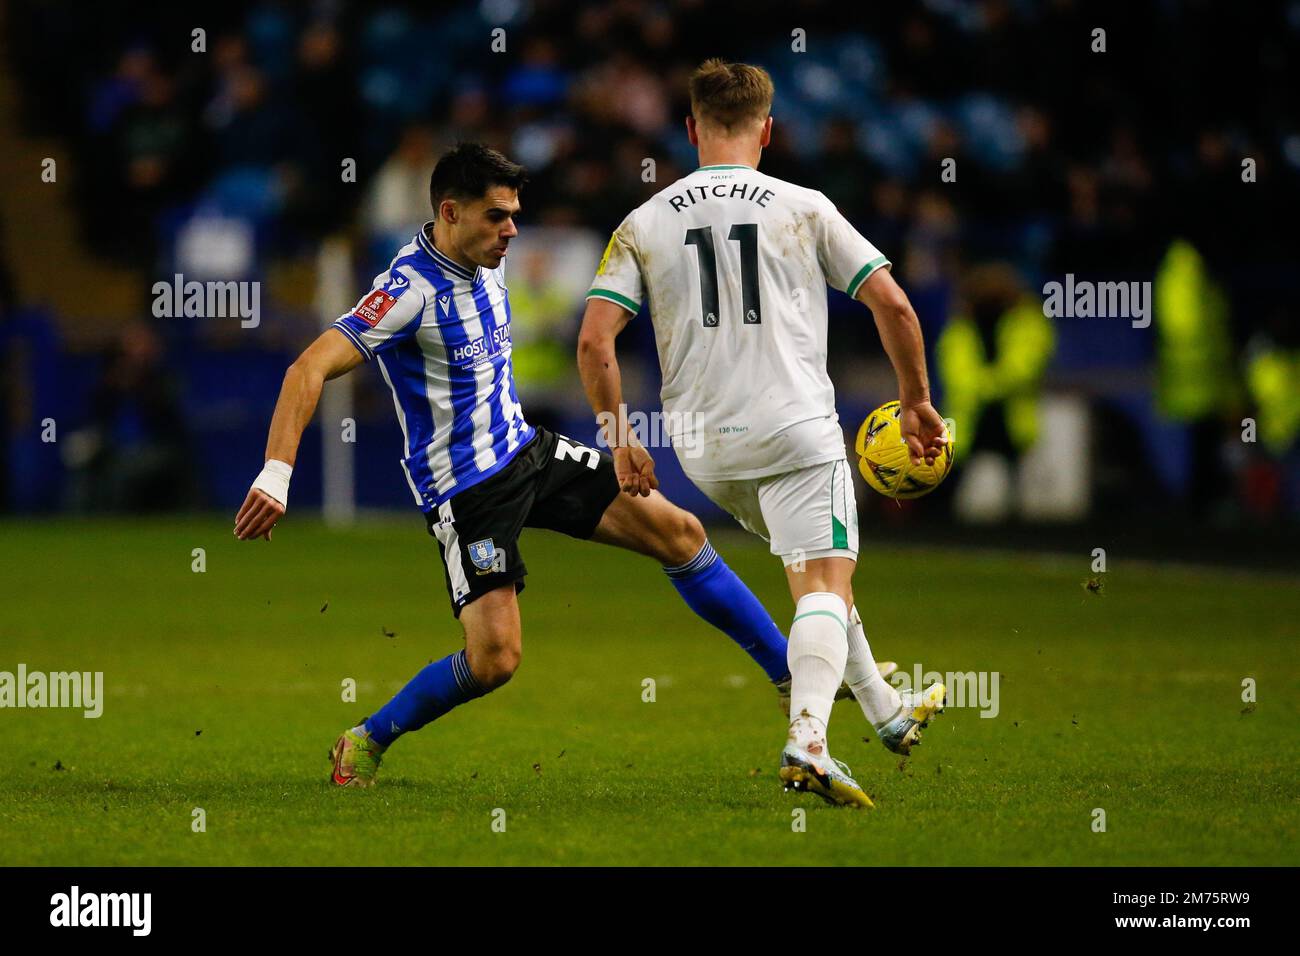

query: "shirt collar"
xmin=418 ymin=222 xmax=480 ymax=282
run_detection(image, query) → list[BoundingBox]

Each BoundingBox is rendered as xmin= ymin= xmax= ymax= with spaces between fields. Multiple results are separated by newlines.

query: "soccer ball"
xmin=855 ymin=401 xmax=955 ymax=500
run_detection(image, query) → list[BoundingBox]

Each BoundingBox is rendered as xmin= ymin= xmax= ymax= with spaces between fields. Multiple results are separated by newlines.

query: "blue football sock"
xmin=365 ymin=648 xmax=485 ymax=747
xmin=664 ymin=541 xmax=789 ymax=682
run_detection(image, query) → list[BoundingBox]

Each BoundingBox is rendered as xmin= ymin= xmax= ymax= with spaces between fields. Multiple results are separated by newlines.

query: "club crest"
xmin=468 ymin=538 xmax=498 ymax=571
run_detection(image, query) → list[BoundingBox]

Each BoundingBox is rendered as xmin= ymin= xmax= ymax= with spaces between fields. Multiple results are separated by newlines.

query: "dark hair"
xmin=429 ymin=142 xmax=527 ymax=214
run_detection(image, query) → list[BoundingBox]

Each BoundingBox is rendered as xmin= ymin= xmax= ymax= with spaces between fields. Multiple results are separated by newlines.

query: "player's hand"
xmin=899 ymin=399 xmax=949 ymax=467
xmin=234 ymin=488 xmax=285 ymax=541
xmin=613 ymin=444 xmax=658 ymax=497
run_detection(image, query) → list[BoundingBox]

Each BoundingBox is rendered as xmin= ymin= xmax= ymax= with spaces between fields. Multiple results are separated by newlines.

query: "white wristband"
xmin=251 ymin=459 xmax=293 ymax=507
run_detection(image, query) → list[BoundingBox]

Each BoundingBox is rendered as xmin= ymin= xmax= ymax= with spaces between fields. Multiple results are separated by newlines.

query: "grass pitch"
xmin=0 ymin=517 xmax=1296 ymax=866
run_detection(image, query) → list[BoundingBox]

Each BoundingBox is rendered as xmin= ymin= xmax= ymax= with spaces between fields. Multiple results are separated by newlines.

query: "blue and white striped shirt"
xmin=333 ymin=224 xmax=534 ymax=511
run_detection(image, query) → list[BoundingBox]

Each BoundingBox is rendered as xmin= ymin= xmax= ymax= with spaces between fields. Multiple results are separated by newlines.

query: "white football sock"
xmin=787 ymin=592 xmax=849 ymax=754
xmin=843 ymin=604 xmax=903 ymax=727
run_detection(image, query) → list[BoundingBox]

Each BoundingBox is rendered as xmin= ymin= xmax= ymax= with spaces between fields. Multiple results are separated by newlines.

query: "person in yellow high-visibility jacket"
xmin=937 ymin=265 xmax=1056 ymax=456
xmin=1154 ymin=239 xmax=1238 ymax=421
xmin=503 ymin=246 xmax=581 ymax=431
xmin=1246 ymin=345 xmax=1300 ymax=456
xmin=1152 ymin=239 xmax=1244 ymax=511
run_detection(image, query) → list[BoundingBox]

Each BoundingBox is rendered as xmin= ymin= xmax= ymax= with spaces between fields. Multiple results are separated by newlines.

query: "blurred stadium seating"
xmin=1 ymin=0 xmax=1297 ymax=550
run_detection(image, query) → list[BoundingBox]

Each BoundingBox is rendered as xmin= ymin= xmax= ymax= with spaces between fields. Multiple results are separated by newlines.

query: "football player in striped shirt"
xmin=578 ymin=61 xmax=950 ymax=807
xmin=234 ymin=143 xmax=802 ymax=788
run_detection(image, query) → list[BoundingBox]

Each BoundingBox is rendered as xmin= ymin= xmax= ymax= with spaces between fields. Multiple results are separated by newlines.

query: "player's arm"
xmin=580 ymin=215 xmax=656 ymax=496
xmin=576 ymin=297 xmax=658 ymax=496
xmin=855 ymin=268 xmax=949 ymax=466
xmin=233 ymin=329 xmax=362 ymax=541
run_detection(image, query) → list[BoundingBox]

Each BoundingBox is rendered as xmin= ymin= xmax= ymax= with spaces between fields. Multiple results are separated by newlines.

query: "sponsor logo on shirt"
xmin=449 ymin=325 xmax=512 ymax=365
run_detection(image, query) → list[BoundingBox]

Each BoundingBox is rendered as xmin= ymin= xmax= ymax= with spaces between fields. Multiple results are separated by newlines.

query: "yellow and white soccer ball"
xmin=855 ymin=401 xmax=956 ymax=500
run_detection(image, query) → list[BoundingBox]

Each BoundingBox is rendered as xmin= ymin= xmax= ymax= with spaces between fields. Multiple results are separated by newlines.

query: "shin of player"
xmin=786 ymin=591 xmax=849 ymax=754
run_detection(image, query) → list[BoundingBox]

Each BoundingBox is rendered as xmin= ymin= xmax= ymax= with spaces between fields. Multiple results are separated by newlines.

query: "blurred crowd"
xmin=3 ymin=0 xmax=1299 ymax=522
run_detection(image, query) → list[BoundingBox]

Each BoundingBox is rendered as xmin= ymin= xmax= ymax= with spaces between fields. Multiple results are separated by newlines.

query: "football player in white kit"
xmin=577 ymin=60 xmax=949 ymax=807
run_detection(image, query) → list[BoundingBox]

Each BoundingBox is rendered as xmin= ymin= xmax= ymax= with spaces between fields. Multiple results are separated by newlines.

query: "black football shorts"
xmin=425 ymin=427 xmax=620 ymax=617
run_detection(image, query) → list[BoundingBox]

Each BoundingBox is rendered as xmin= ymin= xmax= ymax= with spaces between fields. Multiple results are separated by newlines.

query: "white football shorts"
xmin=692 ymin=457 xmax=859 ymax=567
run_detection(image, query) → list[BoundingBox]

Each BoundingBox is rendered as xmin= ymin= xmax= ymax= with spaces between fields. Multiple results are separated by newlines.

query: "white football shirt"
xmin=587 ymin=163 xmax=889 ymax=481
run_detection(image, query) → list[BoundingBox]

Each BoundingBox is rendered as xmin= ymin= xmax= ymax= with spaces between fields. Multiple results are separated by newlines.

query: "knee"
xmin=468 ymin=637 xmax=521 ymax=690
xmin=663 ymin=508 xmax=706 ymax=565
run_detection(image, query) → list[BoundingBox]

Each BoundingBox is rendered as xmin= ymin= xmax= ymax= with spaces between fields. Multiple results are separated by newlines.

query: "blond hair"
xmin=688 ymin=58 xmax=774 ymax=134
